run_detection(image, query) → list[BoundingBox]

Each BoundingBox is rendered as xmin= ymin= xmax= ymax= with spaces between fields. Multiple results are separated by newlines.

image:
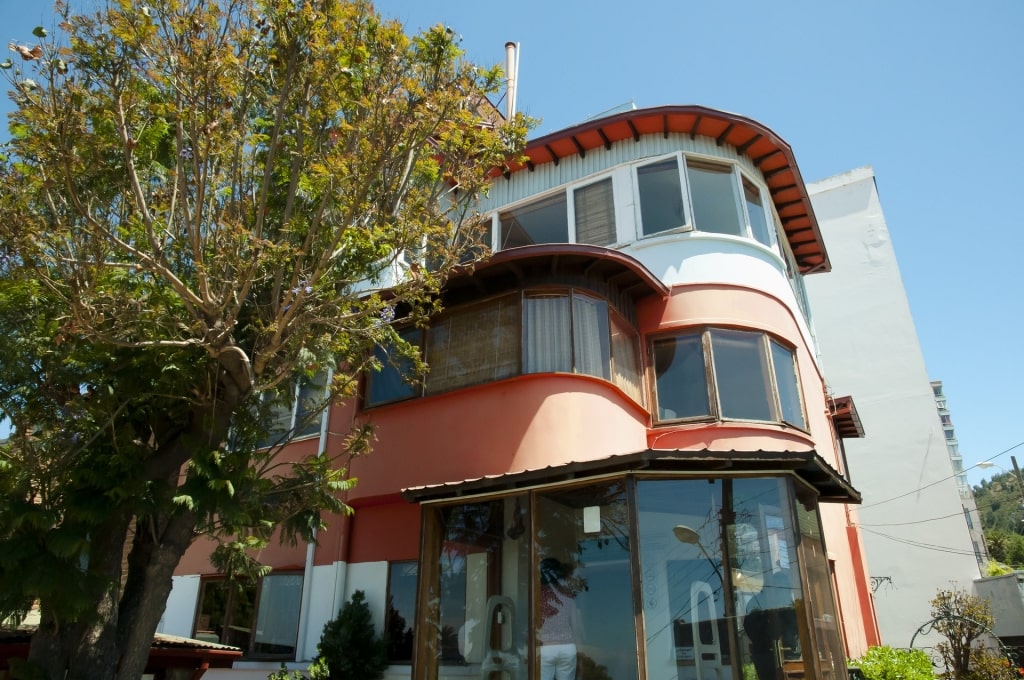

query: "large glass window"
xmin=386 ymin=561 xmax=418 ymax=664
xmin=686 ymin=161 xmax=743 ymax=237
xmin=367 ymin=290 xmax=641 ymax=407
xmin=536 ymin=482 xmax=637 ymax=680
xmin=194 ymin=573 xmax=302 ymax=659
xmin=638 ymin=158 xmax=687 ymax=236
xmin=419 ymin=475 xmax=840 ymax=680
xmin=574 ymin=178 xmax=617 ymax=246
xmin=652 ymin=328 xmax=807 ymax=429
xmin=500 ymin=192 xmax=569 ymax=249
xmin=419 ymin=497 xmax=530 ymax=680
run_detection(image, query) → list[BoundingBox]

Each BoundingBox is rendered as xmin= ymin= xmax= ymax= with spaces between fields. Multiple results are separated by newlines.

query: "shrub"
xmin=309 ymin=590 xmax=388 ymax=680
xmin=268 ymin=663 xmax=307 ymax=680
xmin=850 ymin=645 xmax=933 ymax=680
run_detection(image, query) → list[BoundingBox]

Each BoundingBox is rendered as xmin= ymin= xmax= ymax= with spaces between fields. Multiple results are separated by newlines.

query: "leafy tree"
xmin=0 ymin=1 xmax=528 ymax=679
xmin=930 ymin=586 xmax=1013 ymax=680
xmin=974 ymin=473 xmax=1024 ymax=537
xmin=309 ymin=590 xmax=387 ymax=680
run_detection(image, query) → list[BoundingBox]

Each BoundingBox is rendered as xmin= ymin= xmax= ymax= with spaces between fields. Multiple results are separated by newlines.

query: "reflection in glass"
xmin=536 ymin=482 xmax=637 ymax=680
xmin=653 ymin=333 xmax=710 ymax=420
xmin=639 ymin=159 xmax=686 ymax=236
xmin=422 ymin=497 xmax=530 ymax=680
xmin=686 ymin=162 xmax=743 ymax=237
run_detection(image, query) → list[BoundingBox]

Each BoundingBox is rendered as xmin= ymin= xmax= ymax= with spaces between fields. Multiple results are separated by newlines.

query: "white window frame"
xmin=632 ymin=152 xmax=693 ymax=239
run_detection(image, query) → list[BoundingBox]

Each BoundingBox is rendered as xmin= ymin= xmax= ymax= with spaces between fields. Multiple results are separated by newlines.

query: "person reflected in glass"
xmin=538 ymin=557 xmax=583 ymax=680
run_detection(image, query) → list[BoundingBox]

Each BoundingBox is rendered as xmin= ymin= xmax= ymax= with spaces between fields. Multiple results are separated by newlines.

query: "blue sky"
xmin=3 ymin=1 xmax=1022 ymax=488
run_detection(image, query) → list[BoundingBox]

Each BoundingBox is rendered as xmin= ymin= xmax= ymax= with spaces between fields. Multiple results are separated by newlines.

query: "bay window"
xmin=653 ymin=328 xmax=806 ymax=429
xmin=365 ymin=289 xmax=642 ymax=407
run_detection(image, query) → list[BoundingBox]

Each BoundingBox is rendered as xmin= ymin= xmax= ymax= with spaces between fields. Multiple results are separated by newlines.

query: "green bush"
xmin=850 ymin=645 xmax=934 ymax=680
xmin=268 ymin=663 xmax=307 ymax=680
xmin=309 ymin=590 xmax=388 ymax=680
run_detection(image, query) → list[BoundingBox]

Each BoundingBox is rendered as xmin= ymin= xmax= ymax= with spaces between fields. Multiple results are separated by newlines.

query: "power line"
xmin=857 ymin=439 xmax=1024 ymax=510
xmin=858 ymin=527 xmax=979 ymax=557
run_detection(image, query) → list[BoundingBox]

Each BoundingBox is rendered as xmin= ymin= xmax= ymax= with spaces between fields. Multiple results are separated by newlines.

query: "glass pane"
xmin=253 ymin=573 xmax=303 ymax=657
xmin=731 ymin=478 xmax=803 ymax=680
xmin=687 ymin=161 xmax=743 ymax=237
xmin=524 ymin=295 xmax=572 ymax=373
xmin=638 ymin=159 xmax=686 ymax=236
xmin=426 ymin=295 xmax=520 ymax=394
xmin=572 ymin=294 xmax=611 ymax=380
xmin=637 ymin=479 xmax=728 ymax=680
xmin=709 ymin=330 xmax=775 ymax=422
xmin=574 ymin=178 xmax=617 ymax=246
xmin=653 ymin=334 xmax=710 ymax=420
xmin=770 ymin=341 xmax=806 ymax=429
xmin=536 ymin=482 xmax=637 ymax=680
xmin=793 ymin=485 xmax=848 ymax=680
xmin=294 ymin=371 xmax=329 ymax=438
xmin=386 ymin=561 xmax=418 ymax=663
xmin=366 ymin=328 xmax=421 ymax=406
xmin=424 ymin=497 xmax=530 ymax=680
xmin=195 ymin=580 xmax=256 ymax=650
xmin=611 ymin=315 xmax=642 ymax=402
xmin=500 ymin=192 xmax=569 ymax=249
xmin=743 ymin=178 xmax=772 ymax=246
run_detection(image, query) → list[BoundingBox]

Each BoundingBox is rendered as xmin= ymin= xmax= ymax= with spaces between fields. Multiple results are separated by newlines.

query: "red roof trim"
xmin=496 ymin=105 xmax=830 ymax=274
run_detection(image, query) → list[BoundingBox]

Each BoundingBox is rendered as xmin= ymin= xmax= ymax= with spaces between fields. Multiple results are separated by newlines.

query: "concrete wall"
xmin=804 ymin=166 xmax=982 ymax=648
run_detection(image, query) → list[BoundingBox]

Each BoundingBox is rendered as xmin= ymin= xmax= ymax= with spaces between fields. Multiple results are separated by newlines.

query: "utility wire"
xmin=858 ymin=526 xmax=979 ymax=557
xmin=857 ymin=439 xmax=1024 ymax=510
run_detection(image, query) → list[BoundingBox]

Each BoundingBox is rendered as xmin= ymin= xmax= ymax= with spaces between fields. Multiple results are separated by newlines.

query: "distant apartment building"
xmin=804 ymin=167 xmax=983 ymax=649
xmin=931 ymin=379 xmax=988 ymax=568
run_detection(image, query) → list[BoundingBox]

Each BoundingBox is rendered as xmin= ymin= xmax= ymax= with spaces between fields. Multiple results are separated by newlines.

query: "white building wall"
xmin=803 ymin=166 xmax=981 ymax=648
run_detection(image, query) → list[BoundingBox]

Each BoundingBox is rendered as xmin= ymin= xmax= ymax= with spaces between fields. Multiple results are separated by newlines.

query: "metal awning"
xmin=403 ymin=448 xmax=860 ymax=504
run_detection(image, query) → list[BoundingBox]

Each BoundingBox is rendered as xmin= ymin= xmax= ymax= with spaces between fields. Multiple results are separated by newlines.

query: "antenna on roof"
xmin=504 ymin=41 xmax=519 ymax=119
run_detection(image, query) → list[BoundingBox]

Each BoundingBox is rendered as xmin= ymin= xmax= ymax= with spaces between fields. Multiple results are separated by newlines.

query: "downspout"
xmin=294 ymin=374 xmax=333 ymax=661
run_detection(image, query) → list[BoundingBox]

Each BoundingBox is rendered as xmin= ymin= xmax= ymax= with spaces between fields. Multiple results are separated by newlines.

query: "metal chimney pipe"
xmin=504 ymin=41 xmax=518 ymax=119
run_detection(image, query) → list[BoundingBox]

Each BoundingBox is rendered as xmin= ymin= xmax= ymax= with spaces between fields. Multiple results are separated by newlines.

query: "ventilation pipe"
xmin=504 ymin=41 xmax=519 ymax=119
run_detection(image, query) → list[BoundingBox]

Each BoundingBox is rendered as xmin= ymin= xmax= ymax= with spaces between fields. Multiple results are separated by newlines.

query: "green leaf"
xmin=32 ymin=26 xmax=48 ymax=38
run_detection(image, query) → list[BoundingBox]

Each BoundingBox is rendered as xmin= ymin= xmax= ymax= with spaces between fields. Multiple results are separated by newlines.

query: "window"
xmin=652 ymin=328 xmax=806 ymax=429
xmin=945 ymin=429 xmax=956 ymax=440
xmin=637 ymin=158 xmax=687 ymax=236
xmin=194 ymin=573 xmax=303 ymax=659
xmin=386 ymin=561 xmax=418 ymax=663
xmin=257 ymin=371 xmax=329 ymax=448
xmin=523 ymin=291 xmax=614 ymax=381
xmin=686 ymin=160 xmax=743 ymax=237
xmin=573 ymin=178 xmax=617 ymax=246
xmin=500 ymin=192 xmax=568 ymax=249
xmin=743 ymin=178 xmax=773 ymax=246
xmin=426 ymin=296 xmax=520 ymax=394
xmin=365 ymin=290 xmax=641 ymax=407
xmin=366 ymin=328 xmax=423 ymax=407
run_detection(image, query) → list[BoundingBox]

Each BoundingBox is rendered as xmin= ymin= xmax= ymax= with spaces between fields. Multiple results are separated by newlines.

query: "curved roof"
xmin=498 ymin=105 xmax=829 ymax=274
xmin=443 ymin=243 xmax=670 ymax=312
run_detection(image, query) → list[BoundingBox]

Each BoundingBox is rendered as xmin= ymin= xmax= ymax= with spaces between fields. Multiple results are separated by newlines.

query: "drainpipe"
xmin=294 ymin=376 xmax=333 ymax=661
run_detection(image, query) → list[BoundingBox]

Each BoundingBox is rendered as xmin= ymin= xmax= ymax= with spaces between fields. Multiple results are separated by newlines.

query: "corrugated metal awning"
xmin=403 ymin=448 xmax=860 ymax=504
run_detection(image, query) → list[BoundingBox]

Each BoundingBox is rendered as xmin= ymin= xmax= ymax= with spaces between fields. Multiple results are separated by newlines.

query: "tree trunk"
xmin=113 ymin=506 xmax=197 ymax=680
xmin=25 ymin=610 xmax=72 ymax=680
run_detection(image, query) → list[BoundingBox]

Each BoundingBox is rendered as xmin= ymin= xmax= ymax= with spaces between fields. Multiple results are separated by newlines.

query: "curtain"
xmin=524 ymin=295 xmax=571 ymax=373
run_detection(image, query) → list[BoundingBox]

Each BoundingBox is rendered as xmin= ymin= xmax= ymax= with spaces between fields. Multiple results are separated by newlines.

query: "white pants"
xmin=539 ymin=643 xmax=577 ymax=680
